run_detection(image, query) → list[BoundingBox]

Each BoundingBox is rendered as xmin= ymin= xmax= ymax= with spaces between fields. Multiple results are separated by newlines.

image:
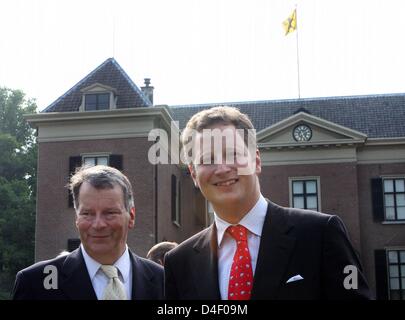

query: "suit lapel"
xmin=191 ymin=224 xmax=221 ymax=299
xmin=59 ymin=248 xmax=97 ymax=300
xmin=130 ymin=251 xmax=157 ymax=300
xmin=251 ymin=200 xmax=296 ymax=300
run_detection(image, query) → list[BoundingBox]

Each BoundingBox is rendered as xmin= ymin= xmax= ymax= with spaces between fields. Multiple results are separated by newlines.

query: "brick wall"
xmin=260 ymin=162 xmax=362 ymax=252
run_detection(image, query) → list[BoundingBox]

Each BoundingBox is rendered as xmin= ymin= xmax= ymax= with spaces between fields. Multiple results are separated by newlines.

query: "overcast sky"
xmin=1 ymin=0 xmax=405 ymax=111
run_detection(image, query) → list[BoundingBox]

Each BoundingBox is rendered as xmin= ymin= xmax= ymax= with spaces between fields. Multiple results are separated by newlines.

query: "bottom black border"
xmin=2 ymin=300 xmax=399 ymax=319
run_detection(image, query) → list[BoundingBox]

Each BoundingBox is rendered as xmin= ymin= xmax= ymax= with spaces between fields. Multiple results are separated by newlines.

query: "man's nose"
xmin=214 ymin=162 xmax=233 ymax=175
xmin=92 ymin=214 xmax=107 ymax=228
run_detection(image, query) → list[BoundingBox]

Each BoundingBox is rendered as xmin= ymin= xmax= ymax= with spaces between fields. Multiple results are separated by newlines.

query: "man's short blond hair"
xmin=181 ymin=106 xmax=256 ymax=164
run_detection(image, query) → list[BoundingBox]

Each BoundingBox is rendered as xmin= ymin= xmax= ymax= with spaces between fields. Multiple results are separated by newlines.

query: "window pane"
xmin=389 ymin=251 xmax=398 ymax=263
xmin=97 ymin=157 xmax=108 ymax=166
xmin=401 ymin=265 xmax=405 ymax=275
xmin=390 ymin=278 xmax=400 ymax=290
xmin=390 ymin=265 xmax=399 ymax=277
xmin=84 ymin=157 xmax=96 ymax=166
xmin=384 ymin=179 xmax=394 ymax=192
xmin=385 ymin=194 xmax=394 ymax=206
xmin=385 ymin=207 xmax=395 ymax=220
xmin=395 ymin=179 xmax=405 ymax=192
xmin=306 ymin=196 xmax=318 ymax=210
xmin=293 ymin=196 xmax=304 ymax=209
xmin=306 ymin=181 xmax=317 ymax=194
xmin=402 ymin=278 xmax=405 ymax=289
xmin=397 ymin=207 xmax=405 ymax=220
xmin=85 ymin=94 xmax=97 ymax=111
xmin=293 ymin=181 xmax=303 ymax=194
xmin=97 ymin=93 xmax=110 ymax=110
xmin=400 ymin=251 xmax=405 ymax=263
xmin=397 ymin=194 xmax=405 ymax=206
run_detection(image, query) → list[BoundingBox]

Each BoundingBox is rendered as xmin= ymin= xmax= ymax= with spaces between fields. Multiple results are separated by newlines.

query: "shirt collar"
xmin=214 ymin=194 xmax=268 ymax=247
xmin=81 ymin=244 xmax=131 ymax=283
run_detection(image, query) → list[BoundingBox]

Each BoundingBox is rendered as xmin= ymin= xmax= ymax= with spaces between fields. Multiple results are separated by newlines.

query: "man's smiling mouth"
xmin=214 ymin=179 xmax=238 ymax=187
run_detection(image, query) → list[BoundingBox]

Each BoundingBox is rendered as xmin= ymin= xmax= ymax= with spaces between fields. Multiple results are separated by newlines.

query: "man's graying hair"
xmin=68 ymin=165 xmax=134 ymax=212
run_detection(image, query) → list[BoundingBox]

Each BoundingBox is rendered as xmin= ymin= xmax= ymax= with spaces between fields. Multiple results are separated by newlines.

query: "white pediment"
xmin=80 ymin=83 xmax=117 ymax=94
xmin=257 ymin=112 xmax=367 ymax=148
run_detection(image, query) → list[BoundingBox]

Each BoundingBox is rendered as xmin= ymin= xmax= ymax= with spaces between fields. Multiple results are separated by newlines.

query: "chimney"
xmin=141 ymin=78 xmax=154 ymax=105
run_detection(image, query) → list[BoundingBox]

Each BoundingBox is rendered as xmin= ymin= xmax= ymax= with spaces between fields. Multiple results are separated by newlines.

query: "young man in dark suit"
xmin=12 ymin=165 xmax=163 ymax=300
xmin=164 ymin=106 xmax=372 ymax=300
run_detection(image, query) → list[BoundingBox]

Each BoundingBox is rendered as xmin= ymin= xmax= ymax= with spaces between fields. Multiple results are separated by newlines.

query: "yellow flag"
xmin=283 ymin=9 xmax=297 ymax=36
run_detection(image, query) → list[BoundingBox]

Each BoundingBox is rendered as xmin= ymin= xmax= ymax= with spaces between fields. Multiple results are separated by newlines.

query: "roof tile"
xmin=43 ymin=58 xmax=151 ymax=112
xmin=170 ymin=94 xmax=405 ymax=139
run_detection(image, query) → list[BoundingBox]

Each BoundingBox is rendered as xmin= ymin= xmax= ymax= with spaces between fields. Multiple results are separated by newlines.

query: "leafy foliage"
xmin=0 ymin=87 xmax=37 ymax=299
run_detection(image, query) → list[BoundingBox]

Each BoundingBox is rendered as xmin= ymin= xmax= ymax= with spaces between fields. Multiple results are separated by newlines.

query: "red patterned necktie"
xmin=227 ymin=225 xmax=253 ymax=300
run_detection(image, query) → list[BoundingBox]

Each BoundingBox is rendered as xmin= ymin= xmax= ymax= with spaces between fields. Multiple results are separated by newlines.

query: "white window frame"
xmin=289 ymin=176 xmax=321 ymax=211
xmin=81 ymin=153 xmax=110 ymax=167
xmin=79 ymin=83 xmax=117 ymax=112
xmin=381 ymin=175 xmax=405 ymax=222
xmin=385 ymin=247 xmax=405 ymax=300
xmin=84 ymin=92 xmax=111 ymax=111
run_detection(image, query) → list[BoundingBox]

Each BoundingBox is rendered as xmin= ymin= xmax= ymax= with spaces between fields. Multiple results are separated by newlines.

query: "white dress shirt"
xmin=215 ymin=194 xmax=268 ymax=300
xmin=81 ymin=244 xmax=132 ymax=300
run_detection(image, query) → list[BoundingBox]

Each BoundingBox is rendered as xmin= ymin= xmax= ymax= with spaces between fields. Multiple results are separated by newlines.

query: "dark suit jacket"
xmin=164 ymin=200 xmax=373 ymax=300
xmin=12 ymin=247 xmax=164 ymax=300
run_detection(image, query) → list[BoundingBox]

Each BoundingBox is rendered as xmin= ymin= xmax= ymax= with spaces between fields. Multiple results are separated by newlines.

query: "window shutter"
xmin=371 ymin=178 xmax=384 ymax=222
xmin=109 ymin=154 xmax=123 ymax=170
xmin=177 ymin=179 xmax=181 ymax=225
xmin=374 ymin=249 xmax=389 ymax=300
xmin=67 ymin=238 xmax=81 ymax=252
xmin=171 ymin=175 xmax=177 ymax=222
xmin=68 ymin=156 xmax=82 ymax=208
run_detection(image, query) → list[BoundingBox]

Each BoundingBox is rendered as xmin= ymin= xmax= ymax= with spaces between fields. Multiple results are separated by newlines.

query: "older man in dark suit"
xmin=13 ymin=165 xmax=163 ymax=300
xmin=164 ymin=106 xmax=372 ymax=300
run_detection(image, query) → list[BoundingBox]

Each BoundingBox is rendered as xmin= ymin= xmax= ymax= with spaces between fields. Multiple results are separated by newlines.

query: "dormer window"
xmin=80 ymin=83 xmax=117 ymax=111
xmin=85 ymin=93 xmax=110 ymax=111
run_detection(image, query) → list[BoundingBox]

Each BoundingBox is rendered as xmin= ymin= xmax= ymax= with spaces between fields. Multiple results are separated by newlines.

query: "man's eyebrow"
xmin=104 ymin=207 xmax=121 ymax=211
xmin=78 ymin=207 xmax=92 ymax=211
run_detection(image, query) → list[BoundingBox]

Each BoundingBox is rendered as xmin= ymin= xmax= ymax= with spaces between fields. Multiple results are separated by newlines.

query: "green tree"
xmin=0 ymin=88 xmax=36 ymax=146
xmin=0 ymin=87 xmax=37 ymax=299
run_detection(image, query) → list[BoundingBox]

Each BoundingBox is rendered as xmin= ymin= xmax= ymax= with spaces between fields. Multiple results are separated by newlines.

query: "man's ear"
xmin=188 ymin=164 xmax=199 ymax=188
xmin=128 ymin=207 xmax=135 ymax=228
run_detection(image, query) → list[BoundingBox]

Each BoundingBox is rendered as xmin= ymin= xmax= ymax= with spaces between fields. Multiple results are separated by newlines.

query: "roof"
xmin=169 ymin=93 xmax=405 ymax=139
xmin=42 ymin=58 xmax=151 ymax=112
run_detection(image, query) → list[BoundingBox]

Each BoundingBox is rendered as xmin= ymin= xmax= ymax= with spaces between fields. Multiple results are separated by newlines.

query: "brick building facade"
xmin=26 ymin=58 xmax=405 ymax=299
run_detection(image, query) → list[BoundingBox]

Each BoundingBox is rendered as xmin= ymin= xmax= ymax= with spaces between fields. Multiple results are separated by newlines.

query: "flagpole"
xmin=295 ymin=5 xmax=301 ymax=99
